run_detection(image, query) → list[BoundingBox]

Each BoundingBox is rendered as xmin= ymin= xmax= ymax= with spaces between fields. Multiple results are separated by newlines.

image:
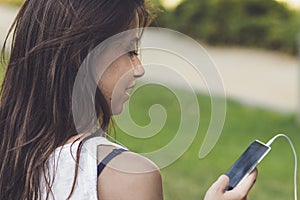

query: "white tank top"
xmin=41 ymin=136 xmax=125 ymax=200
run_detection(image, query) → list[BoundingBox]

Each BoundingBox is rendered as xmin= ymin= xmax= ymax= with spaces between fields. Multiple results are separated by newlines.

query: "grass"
xmin=112 ymin=83 xmax=300 ymax=200
xmin=0 ymin=0 xmax=22 ymax=6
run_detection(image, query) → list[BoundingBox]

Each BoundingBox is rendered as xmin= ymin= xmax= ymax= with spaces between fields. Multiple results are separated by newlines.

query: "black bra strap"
xmin=97 ymin=148 xmax=127 ymax=176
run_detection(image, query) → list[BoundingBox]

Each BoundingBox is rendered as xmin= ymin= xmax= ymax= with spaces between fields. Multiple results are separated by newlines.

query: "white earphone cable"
xmin=266 ymin=134 xmax=298 ymax=200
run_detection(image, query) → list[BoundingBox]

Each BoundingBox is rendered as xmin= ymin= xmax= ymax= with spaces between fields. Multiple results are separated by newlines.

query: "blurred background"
xmin=155 ymin=0 xmax=300 ymax=55
xmin=0 ymin=0 xmax=300 ymax=199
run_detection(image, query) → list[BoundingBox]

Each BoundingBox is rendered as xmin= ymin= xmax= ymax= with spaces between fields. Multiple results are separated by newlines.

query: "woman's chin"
xmin=111 ymin=93 xmax=130 ymax=115
xmin=111 ymin=106 xmax=123 ymax=115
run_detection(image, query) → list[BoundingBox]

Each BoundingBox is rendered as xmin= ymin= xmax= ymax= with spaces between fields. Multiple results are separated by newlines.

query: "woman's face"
xmin=98 ymin=43 xmax=144 ymax=115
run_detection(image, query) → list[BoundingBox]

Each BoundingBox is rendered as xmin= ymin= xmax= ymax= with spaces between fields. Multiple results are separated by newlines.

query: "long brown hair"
xmin=0 ymin=0 xmax=151 ymax=199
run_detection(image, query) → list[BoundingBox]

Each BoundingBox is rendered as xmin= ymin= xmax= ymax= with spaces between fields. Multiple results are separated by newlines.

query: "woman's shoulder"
xmin=97 ymin=145 xmax=159 ymax=173
xmin=97 ymin=145 xmax=163 ymax=200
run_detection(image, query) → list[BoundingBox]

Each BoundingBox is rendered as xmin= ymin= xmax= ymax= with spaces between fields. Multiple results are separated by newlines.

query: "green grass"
xmin=0 ymin=0 xmax=23 ymax=6
xmin=112 ymin=83 xmax=300 ymax=200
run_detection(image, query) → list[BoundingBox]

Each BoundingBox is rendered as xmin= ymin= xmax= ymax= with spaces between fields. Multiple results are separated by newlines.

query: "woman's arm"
xmin=97 ymin=146 xmax=163 ymax=200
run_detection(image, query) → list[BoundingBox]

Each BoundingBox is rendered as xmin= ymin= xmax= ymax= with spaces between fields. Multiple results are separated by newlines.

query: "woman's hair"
xmin=0 ymin=0 xmax=153 ymax=199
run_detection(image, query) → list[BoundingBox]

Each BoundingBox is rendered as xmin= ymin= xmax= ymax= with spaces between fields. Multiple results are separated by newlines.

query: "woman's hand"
xmin=204 ymin=169 xmax=258 ymax=200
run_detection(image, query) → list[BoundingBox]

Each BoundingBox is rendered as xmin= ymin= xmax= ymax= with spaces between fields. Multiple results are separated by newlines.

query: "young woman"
xmin=0 ymin=0 xmax=257 ymax=199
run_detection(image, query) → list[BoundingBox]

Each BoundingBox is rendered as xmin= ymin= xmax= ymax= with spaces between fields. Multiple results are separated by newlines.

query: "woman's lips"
xmin=125 ymin=82 xmax=135 ymax=97
xmin=126 ymin=82 xmax=135 ymax=90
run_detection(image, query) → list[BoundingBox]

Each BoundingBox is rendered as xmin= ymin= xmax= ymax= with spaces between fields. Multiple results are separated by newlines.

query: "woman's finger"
xmin=234 ymin=168 xmax=258 ymax=196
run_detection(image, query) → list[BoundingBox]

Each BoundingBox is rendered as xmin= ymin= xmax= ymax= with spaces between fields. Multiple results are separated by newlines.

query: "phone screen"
xmin=225 ymin=140 xmax=270 ymax=191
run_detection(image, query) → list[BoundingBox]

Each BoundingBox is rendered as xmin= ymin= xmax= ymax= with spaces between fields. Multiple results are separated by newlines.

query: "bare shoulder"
xmin=97 ymin=145 xmax=163 ymax=200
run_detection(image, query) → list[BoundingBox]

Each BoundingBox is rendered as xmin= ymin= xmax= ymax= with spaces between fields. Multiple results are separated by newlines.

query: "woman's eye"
xmin=128 ymin=50 xmax=139 ymax=57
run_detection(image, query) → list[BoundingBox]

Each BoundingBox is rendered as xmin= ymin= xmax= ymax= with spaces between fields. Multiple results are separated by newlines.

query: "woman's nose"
xmin=133 ymin=57 xmax=145 ymax=78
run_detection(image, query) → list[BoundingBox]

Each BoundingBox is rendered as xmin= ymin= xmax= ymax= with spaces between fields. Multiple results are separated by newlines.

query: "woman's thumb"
xmin=212 ymin=175 xmax=230 ymax=192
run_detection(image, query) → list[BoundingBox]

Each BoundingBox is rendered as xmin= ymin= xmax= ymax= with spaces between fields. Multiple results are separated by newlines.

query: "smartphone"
xmin=225 ymin=140 xmax=271 ymax=191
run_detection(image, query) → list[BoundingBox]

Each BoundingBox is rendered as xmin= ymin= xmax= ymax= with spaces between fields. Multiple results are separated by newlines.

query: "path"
xmin=207 ymin=46 xmax=298 ymax=112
